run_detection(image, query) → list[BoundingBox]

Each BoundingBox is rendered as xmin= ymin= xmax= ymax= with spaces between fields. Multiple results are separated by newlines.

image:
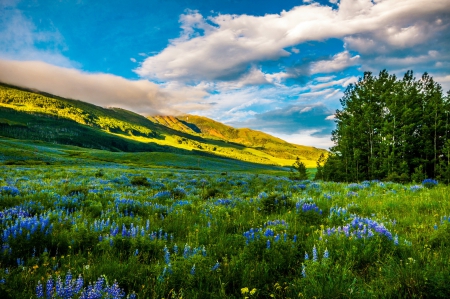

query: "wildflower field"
xmin=0 ymin=164 xmax=449 ymax=298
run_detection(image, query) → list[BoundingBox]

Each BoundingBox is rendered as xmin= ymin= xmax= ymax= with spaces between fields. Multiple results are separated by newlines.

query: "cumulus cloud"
xmin=0 ymin=59 xmax=208 ymax=115
xmin=310 ymin=51 xmax=360 ymax=74
xmin=136 ymin=0 xmax=450 ymax=83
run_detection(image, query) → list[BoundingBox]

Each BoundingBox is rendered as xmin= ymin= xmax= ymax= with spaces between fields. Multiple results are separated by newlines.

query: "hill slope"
xmin=148 ymin=115 xmax=325 ymax=162
xmin=0 ymin=83 xmax=327 ymax=167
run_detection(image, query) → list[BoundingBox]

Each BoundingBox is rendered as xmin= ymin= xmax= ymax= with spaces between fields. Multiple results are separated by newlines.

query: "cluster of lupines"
xmin=433 ymin=216 xmax=450 ymax=230
xmin=409 ymin=185 xmax=423 ymax=192
xmin=0 ymin=206 xmax=31 ymax=222
xmin=296 ymin=201 xmax=322 ymax=215
xmin=213 ymin=199 xmax=235 ymax=207
xmin=2 ymin=212 xmax=53 ymax=253
xmin=308 ymin=182 xmax=320 ymax=190
xmin=301 ymin=245 xmax=330 ymax=278
xmin=0 ymin=186 xmax=20 ymax=196
xmin=304 ymin=245 xmax=329 ymax=263
xmin=157 ymin=244 xmax=209 ymax=281
xmin=347 ymin=183 xmax=365 ymax=191
xmin=323 ymin=216 xmax=393 ymax=241
xmin=35 ymin=271 xmax=136 ymax=299
xmin=440 ymin=216 xmax=450 ymax=225
xmin=328 ymin=206 xmax=349 ymax=220
xmin=328 ymin=203 xmax=358 ymax=221
xmin=182 ymin=244 xmax=207 ymax=259
xmin=262 ymin=220 xmax=287 ymax=229
xmin=422 ymin=178 xmax=438 ymax=189
xmin=97 ymin=222 xmax=171 ymax=245
xmin=290 ymin=184 xmax=307 ymax=192
xmin=153 ymin=191 xmax=172 ymax=200
xmin=243 ymin=220 xmax=296 ymax=247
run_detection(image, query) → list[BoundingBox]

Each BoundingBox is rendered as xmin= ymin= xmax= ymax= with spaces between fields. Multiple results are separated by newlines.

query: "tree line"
xmin=315 ymin=70 xmax=450 ymax=183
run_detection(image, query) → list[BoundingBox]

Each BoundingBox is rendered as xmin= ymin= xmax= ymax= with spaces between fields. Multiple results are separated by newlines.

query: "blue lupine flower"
xmin=190 ymin=264 xmax=196 ymax=275
xmin=394 ymin=234 xmax=399 ymax=246
xmin=164 ymin=246 xmax=170 ymax=264
xmin=36 ymin=281 xmax=44 ymax=298
xmin=323 ymin=248 xmax=329 ymax=259
xmin=312 ymin=245 xmax=318 ymax=262
xmin=211 ymin=261 xmax=220 ymax=271
xmin=304 ymin=252 xmax=309 ymax=260
xmin=301 ymin=264 xmax=306 ymax=278
xmin=267 ymin=239 xmax=271 ymax=249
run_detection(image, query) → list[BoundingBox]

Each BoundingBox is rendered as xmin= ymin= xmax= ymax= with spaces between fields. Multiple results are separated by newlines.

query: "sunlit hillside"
xmin=0 ymin=83 xmax=327 ymax=167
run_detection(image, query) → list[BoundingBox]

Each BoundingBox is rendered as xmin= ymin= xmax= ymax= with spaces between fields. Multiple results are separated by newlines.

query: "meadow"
xmin=0 ymin=161 xmax=449 ymax=298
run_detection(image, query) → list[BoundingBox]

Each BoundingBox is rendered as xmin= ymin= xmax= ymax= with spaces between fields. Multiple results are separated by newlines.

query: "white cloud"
xmin=299 ymin=88 xmax=336 ymax=99
xmin=0 ymin=59 xmax=208 ymax=115
xmin=310 ymin=51 xmax=360 ymax=74
xmin=266 ymin=129 xmax=335 ymax=149
xmin=136 ymin=0 xmax=449 ymax=83
xmin=310 ymin=76 xmax=358 ymax=90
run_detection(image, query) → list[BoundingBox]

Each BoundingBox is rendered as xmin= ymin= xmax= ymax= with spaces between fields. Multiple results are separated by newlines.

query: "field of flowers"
xmin=0 ymin=164 xmax=449 ymax=298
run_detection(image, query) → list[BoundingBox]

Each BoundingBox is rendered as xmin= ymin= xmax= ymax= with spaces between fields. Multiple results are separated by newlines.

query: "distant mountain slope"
xmin=148 ymin=115 xmax=325 ymax=161
xmin=0 ymin=83 xmax=327 ymax=167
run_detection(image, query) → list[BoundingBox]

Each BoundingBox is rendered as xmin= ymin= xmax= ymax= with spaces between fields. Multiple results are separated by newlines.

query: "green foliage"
xmin=289 ymin=157 xmax=309 ymax=180
xmin=66 ymin=186 xmax=88 ymax=198
xmin=260 ymin=193 xmax=294 ymax=214
xmin=324 ymin=70 xmax=450 ymax=182
xmin=130 ymin=176 xmax=150 ymax=187
xmin=314 ymin=153 xmax=326 ymax=181
xmin=94 ymin=169 xmax=104 ymax=178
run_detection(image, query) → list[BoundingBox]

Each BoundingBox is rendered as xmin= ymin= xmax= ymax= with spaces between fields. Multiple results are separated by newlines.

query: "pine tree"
xmin=290 ymin=157 xmax=308 ymax=181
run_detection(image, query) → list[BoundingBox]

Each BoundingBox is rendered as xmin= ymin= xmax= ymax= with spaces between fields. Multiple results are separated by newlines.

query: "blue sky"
xmin=1 ymin=0 xmax=449 ymax=149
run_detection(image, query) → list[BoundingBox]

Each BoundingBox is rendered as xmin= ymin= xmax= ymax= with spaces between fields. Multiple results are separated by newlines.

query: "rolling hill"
xmin=0 ymin=82 xmax=327 ymax=167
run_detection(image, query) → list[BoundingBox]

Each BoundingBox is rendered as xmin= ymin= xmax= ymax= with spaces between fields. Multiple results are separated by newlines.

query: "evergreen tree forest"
xmin=322 ymin=70 xmax=450 ymax=183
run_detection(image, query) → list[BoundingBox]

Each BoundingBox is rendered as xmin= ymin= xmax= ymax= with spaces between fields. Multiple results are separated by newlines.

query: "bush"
xmin=261 ymin=193 xmax=294 ymax=214
xmin=67 ymin=186 xmax=88 ymax=198
xmin=131 ymin=176 xmax=150 ymax=187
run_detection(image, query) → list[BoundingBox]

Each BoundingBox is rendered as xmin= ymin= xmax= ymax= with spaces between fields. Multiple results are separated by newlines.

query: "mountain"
xmin=0 ymin=82 xmax=327 ymax=167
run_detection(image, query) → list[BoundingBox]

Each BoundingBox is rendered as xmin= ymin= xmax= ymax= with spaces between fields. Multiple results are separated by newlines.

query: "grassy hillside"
xmin=149 ymin=115 xmax=327 ymax=164
xmin=0 ymin=83 xmax=327 ymax=167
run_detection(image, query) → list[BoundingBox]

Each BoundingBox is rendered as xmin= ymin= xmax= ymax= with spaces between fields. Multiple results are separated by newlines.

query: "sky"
xmin=1 ymin=0 xmax=449 ymax=149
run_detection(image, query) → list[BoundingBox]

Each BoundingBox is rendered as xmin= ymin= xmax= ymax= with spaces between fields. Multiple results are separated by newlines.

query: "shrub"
xmin=131 ymin=176 xmax=150 ymax=187
xmin=261 ymin=193 xmax=294 ymax=214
